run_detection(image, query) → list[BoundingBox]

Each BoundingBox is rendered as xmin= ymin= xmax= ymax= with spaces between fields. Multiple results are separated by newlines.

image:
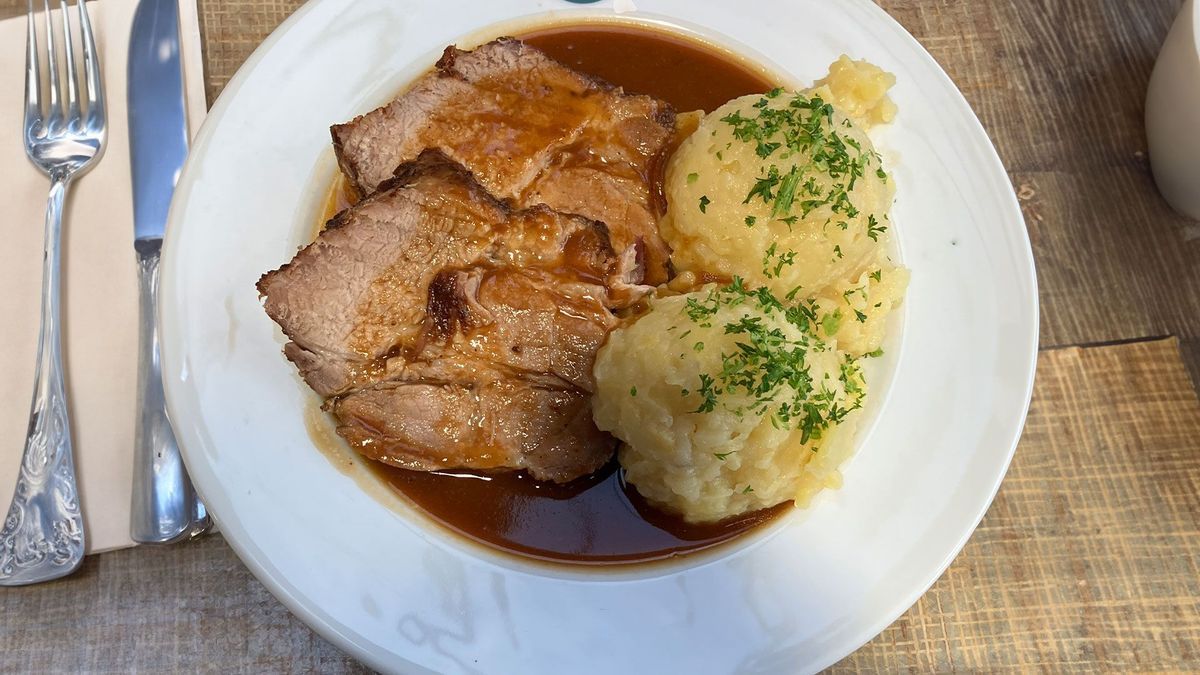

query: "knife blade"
xmin=127 ymin=0 xmax=210 ymax=544
xmin=129 ymin=0 xmax=187 ymax=244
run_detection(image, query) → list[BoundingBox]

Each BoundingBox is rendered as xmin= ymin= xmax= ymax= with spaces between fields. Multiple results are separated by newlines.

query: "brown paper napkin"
xmin=0 ymin=0 xmax=207 ymax=554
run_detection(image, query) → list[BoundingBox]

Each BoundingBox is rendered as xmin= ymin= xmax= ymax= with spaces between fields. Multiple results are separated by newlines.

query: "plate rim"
xmin=827 ymin=0 xmax=1040 ymax=667
xmin=161 ymin=0 xmax=1039 ymax=671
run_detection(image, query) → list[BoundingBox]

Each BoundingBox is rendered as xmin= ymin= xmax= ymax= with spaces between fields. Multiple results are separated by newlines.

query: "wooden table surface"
xmin=3 ymin=0 xmax=1199 ymax=672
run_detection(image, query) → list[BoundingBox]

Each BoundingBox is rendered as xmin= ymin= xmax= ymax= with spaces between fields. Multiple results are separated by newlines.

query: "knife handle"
xmin=130 ymin=238 xmax=210 ymax=544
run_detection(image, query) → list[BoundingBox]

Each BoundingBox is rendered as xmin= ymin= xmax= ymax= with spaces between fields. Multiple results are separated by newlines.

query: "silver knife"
xmin=127 ymin=0 xmax=210 ymax=544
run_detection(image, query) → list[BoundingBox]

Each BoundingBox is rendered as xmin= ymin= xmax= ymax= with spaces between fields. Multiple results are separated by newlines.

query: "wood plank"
xmin=881 ymin=0 xmax=1180 ymax=173
xmin=1017 ymin=167 xmax=1200 ymax=346
xmin=882 ymin=0 xmax=1200 ymax=348
xmin=0 ymin=534 xmax=367 ymax=672
xmin=1180 ymin=338 xmax=1200 ymax=397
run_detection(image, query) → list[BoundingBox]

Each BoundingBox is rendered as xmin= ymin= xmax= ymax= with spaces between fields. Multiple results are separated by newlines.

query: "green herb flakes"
xmin=720 ymin=93 xmax=879 ymax=224
xmin=867 ymin=214 xmax=887 ymax=241
xmin=822 ymin=309 xmax=843 ymax=336
xmin=675 ymin=281 xmax=865 ymax=442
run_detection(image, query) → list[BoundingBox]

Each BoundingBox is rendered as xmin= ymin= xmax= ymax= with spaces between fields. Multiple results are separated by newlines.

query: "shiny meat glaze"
xmin=336 ymin=265 xmax=620 ymax=478
xmin=334 ymin=379 xmax=609 ymax=480
xmin=331 ymin=38 xmax=676 ymax=284
xmin=258 ymin=151 xmax=643 ymax=481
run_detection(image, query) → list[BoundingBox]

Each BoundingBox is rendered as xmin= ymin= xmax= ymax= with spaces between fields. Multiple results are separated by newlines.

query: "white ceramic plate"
xmin=160 ymin=0 xmax=1037 ymax=672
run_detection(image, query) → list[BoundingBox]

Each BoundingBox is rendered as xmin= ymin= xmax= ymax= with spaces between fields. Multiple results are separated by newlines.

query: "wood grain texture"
xmin=1182 ymin=338 xmax=1200 ymax=397
xmin=831 ymin=338 xmax=1200 ymax=673
xmin=2 ymin=0 xmax=1200 ymax=672
xmin=0 ymin=535 xmax=366 ymax=673
xmin=881 ymin=0 xmax=1200 ymax=348
xmin=1 ymin=340 xmax=1197 ymax=673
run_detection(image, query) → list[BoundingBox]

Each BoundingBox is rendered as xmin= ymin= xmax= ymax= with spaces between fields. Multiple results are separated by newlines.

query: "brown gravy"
xmin=316 ymin=23 xmax=783 ymax=565
xmin=376 ymin=462 xmax=789 ymax=564
xmin=522 ymin=24 xmax=772 ymax=114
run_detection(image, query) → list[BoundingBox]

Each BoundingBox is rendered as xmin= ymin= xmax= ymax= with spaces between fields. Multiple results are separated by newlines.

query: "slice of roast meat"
xmin=258 ymin=150 xmax=631 ymax=481
xmin=259 ymin=154 xmax=504 ymax=397
xmin=334 ymin=267 xmax=619 ymax=481
xmin=331 ymin=37 xmax=675 ymax=284
xmin=333 ymin=379 xmax=611 ymax=482
xmin=258 ymin=151 xmax=622 ymax=398
xmin=418 ymin=266 xmax=616 ymax=392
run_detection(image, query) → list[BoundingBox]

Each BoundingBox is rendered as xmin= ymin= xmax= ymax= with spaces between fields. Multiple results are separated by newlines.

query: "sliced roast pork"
xmin=258 ymin=151 xmax=647 ymax=482
xmin=331 ymin=38 xmax=676 ymax=284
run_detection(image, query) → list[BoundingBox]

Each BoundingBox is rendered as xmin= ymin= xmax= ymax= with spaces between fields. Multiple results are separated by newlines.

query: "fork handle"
xmin=0 ymin=174 xmax=85 ymax=586
xmin=130 ymin=238 xmax=210 ymax=544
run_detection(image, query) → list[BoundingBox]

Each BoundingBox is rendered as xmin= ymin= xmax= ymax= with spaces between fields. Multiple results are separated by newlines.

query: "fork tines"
xmin=25 ymin=0 xmax=105 ymax=136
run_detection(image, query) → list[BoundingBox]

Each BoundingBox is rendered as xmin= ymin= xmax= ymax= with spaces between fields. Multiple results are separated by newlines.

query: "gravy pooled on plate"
xmin=306 ymin=24 xmax=780 ymax=564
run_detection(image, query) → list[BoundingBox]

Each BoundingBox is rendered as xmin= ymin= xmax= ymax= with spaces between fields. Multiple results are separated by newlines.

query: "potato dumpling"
xmin=662 ymin=57 xmax=898 ymax=302
xmin=596 ymin=58 xmax=909 ymax=523
xmin=593 ymin=288 xmax=867 ymax=523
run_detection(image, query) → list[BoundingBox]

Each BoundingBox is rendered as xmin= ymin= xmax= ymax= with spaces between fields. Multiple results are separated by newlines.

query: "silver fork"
xmin=0 ymin=0 xmax=105 ymax=586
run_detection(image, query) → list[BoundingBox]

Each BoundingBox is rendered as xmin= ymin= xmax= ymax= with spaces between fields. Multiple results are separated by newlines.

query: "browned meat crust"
xmin=331 ymin=37 xmax=675 ymax=284
xmin=258 ymin=150 xmax=647 ymax=482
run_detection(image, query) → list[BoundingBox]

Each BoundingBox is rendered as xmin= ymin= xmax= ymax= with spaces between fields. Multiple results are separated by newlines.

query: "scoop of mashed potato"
xmin=811 ymin=256 xmax=910 ymax=356
xmin=593 ymin=287 xmax=867 ymax=523
xmin=813 ymin=55 xmax=898 ymax=126
xmin=661 ymin=57 xmax=898 ymax=306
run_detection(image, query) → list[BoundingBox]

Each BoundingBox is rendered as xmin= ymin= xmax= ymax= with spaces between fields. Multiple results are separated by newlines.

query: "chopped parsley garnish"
xmin=762 ymin=243 xmax=798 ymax=278
xmin=630 ymin=386 xmax=638 ymax=397
xmin=870 ymin=269 xmax=882 ymax=282
xmin=696 ymin=373 xmax=718 ymax=413
xmin=822 ymin=309 xmax=843 ymax=336
xmin=719 ymin=92 xmax=886 ymax=229
xmin=756 ymin=141 xmax=782 ymax=158
xmin=867 ymin=214 xmax=887 ymax=241
xmin=772 ymin=168 xmax=801 ymax=217
xmin=687 ymin=172 xmax=699 ymax=184
xmin=685 ymin=295 xmax=720 ymax=326
xmin=676 ymin=280 xmax=866 ymax=442
xmin=699 ymin=195 xmax=711 ymax=213
xmin=745 ymin=215 xmax=757 ymax=227
xmin=714 ymin=451 xmax=735 ymax=461
xmin=744 ymin=166 xmax=781 ymax=206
